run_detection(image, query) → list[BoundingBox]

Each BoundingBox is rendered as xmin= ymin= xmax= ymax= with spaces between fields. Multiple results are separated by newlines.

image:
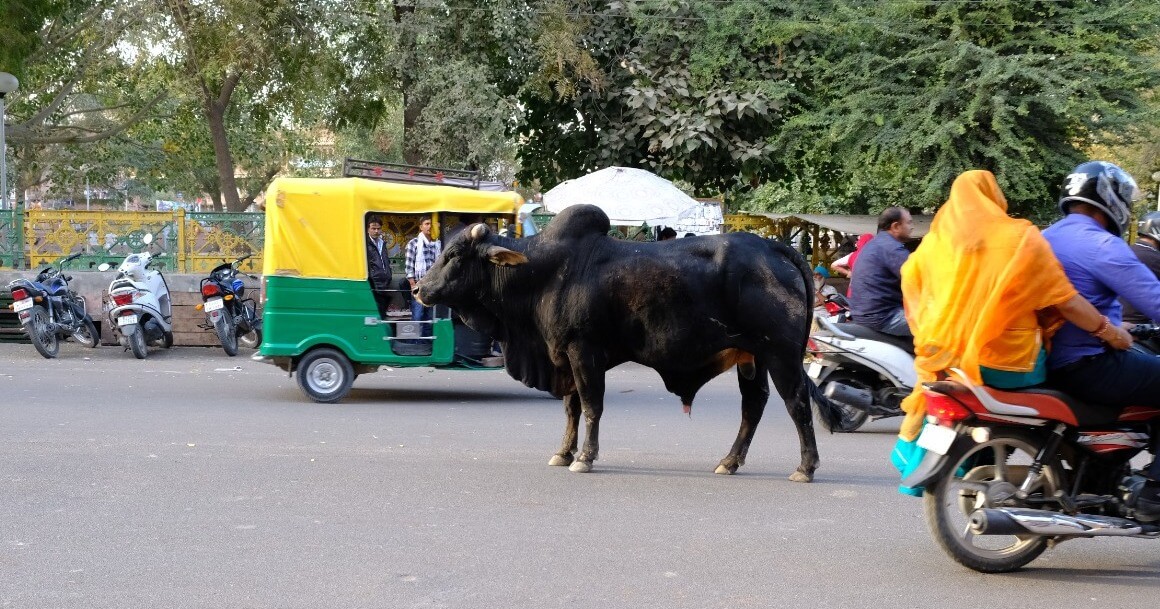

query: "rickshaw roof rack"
xmin=343 ymin=159 xmax=501 ymax=191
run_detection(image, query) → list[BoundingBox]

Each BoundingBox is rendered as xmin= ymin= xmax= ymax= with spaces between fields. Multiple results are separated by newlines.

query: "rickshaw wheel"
xmin=296 ymin=347 xmax=354 ymax=403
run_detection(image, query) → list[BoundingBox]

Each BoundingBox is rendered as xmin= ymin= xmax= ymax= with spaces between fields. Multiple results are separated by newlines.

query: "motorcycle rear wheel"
xmin=816 ymin=371 xmax=873 ymax=432
xmin=923 ymin=431 xmax=1061 ymax=573
xmin=73 ymin=317 xmax=99 ymax=348
xmin=27 ymin=305 xmax=59 ymax=359
xmin=128 ymin=326 xmax=148 ymax=359
xmin=215 ymin=313 xmax=239 ymax=356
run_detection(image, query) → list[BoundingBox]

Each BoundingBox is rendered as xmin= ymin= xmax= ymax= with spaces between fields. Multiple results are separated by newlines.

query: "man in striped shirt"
xmin=405 ymin=216 xmax=442 ymax=335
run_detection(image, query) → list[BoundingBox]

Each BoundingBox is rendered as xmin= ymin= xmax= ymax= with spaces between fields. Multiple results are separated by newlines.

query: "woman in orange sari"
xmin=892 ymin=170 xmax=1131 ymax=495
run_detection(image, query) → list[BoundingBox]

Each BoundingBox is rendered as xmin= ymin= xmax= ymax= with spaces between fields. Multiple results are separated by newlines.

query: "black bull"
xmin=415 ymin=204 xmax=841 ymax=481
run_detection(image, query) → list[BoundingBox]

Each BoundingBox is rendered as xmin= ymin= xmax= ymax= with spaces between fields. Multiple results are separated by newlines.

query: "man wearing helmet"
xmin=1121 ymin=211 xmax=1160 ymax=324
xmin=1042 ymin=161 xmax=1160 ymax=520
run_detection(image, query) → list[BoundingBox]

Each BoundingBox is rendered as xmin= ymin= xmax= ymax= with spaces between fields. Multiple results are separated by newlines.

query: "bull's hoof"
xmin=714 ymin=463 xmax=737 ymax=475
xmin=548 ymin=454 xmax=573 ymax=467
xmin=788 ymin=470 xmax=814 ymax=483
xmin=568 ymin=461 xmax=592 ymax=473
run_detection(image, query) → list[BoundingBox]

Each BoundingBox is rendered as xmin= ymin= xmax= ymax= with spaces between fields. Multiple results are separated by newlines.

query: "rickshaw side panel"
xmin=259 ymin=276 xmax=455 ymax=365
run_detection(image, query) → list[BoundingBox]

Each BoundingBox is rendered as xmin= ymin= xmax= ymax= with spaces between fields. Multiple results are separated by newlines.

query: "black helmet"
xmin=1139 ymin=211 xmax=1160 ymax=242
xmin=1058 ymin=161 xmax=1141 ymax=236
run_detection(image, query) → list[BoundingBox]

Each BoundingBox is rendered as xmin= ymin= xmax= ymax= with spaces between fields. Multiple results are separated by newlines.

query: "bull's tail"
xmin=805 ymin=367 xmax=842 ymax=432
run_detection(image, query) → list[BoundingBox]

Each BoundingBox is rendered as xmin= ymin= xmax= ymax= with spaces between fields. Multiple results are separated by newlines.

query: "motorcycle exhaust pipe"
xmin=970 ymin=508 xmax=1145 ymax=537
xmin=822 ymin=381 xmax=873 ymax=409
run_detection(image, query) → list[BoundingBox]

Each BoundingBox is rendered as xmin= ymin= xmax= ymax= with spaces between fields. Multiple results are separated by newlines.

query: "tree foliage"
xmin=772 ymin=0 xmax=1160 ymax=219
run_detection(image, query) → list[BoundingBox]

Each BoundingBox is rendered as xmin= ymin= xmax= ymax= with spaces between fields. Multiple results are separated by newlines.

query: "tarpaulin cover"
xmin=263 ymin=177 xmax=521 ymax=280
xmin=542 ymin=167 xmax=699 ymax=227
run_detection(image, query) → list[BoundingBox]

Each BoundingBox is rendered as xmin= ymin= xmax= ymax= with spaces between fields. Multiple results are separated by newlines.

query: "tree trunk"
xmin=205 ymin=101 xmax=243 ymax=212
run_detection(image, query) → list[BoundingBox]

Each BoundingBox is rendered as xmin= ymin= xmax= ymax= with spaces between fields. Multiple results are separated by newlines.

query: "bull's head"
xmin=414 ymin=223 xmax=529 ymax=307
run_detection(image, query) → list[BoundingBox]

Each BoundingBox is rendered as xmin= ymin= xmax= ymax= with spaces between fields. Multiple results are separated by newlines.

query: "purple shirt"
xmin=1042 ymin=214 xmax=1160 ymax=368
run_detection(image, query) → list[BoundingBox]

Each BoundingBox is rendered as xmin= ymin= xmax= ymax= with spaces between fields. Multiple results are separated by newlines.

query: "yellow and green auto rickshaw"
xmin=253 ymin=165 xmax=523 ymax=402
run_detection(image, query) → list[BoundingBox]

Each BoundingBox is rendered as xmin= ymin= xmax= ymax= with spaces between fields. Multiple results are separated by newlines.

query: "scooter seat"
xmin=834 ymin=322 xmax=915 ymax=356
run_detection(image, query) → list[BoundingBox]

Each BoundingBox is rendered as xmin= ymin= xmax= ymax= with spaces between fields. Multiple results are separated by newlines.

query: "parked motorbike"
xmin=197 ymin=254 xmax=262 ymax=356
xmin=806 ymin=314 xmax=913 ymax=431
xmin=904 ymin=356 xmax=1160 ymax=573
xmin=7 ymin=252 xmax=99 ymax=358
xmin=98 ymin=234 xmax=174 ymax=359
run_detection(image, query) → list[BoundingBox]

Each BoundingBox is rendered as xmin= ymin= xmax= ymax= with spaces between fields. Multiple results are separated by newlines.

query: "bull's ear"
xmin=485 ymin=245 xmax=528 ymax=266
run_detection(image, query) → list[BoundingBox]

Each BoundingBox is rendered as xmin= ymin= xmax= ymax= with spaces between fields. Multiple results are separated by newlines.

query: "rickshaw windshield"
xmin=262 ymin=177 xmax=522 ymax=279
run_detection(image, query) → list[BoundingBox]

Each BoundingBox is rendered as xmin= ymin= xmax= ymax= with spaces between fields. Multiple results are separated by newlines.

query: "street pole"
xmin=0 ymin=72 xmax=20 ymax=211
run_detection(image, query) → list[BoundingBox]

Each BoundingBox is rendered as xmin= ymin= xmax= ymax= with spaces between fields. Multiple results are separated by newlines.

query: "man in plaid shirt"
xmin=405 ymin=216 xmax=442 ymax=335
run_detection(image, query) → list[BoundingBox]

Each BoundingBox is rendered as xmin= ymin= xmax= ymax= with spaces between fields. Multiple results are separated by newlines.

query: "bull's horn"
xmin=485 ymin=245 xmax=528 ymax=266
xmin=470 ymin=223 xmax=490 ymax=241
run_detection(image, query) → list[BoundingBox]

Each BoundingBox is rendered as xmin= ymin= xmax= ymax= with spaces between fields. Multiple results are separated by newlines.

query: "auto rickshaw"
xmin=253 ymin=164 xmax=523 ymax=402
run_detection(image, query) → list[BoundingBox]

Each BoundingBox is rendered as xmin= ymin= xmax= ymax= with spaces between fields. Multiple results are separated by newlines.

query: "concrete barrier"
xmin=0 ymin=271 xmax=262 ymax=347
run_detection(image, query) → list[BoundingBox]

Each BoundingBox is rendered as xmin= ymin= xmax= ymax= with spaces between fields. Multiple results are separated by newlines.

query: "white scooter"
xmin=806 ymin=315 xmax=915 ymax=432
xmin=99 ymin=234 xmax=174 ymax=359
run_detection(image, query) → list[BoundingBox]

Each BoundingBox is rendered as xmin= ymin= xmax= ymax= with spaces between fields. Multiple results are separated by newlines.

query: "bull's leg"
xmin=771 ymin=362 xmax=821 ymax=483
xmin=567 ymin=345 xmax=607 ymax=473
xmin=548 ymin=392 xmax=581 ymax=467
xmin=715 ymin=359 xmax=769 ymax=475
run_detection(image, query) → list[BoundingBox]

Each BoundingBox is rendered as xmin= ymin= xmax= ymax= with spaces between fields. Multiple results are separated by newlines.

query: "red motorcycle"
xmin=904 ymin=364 xmax=1160 ymax=572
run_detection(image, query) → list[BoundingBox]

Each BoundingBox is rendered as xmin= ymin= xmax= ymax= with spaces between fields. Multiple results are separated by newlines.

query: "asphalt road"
xmin=2 ymin=342 xmax=1159 ymax=608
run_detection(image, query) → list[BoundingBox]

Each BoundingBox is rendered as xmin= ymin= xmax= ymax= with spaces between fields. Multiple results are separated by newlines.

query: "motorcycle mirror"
xmin=98 ymin=263 xmax=112 ymax=272
xmin=142 ymin=233 xmax=154 ymax=245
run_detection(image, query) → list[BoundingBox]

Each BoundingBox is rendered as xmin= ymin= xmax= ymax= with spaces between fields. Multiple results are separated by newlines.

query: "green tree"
xmin=516 ymin=0 xmax=829 ymax=194
xmin=772 ymin=0 xmax=1160 ymax=219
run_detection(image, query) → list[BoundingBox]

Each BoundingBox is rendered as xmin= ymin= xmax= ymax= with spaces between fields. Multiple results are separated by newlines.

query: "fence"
xmin=2 ymin=206 xmax=265 ymax=274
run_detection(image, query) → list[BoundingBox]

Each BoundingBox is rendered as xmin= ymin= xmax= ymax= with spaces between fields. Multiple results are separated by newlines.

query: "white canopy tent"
xmin=542 ymin=167 xmax=699 ymax=228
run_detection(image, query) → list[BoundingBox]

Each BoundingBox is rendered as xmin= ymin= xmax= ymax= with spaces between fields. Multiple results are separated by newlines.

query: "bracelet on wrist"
xmin=1089 ymin=316 xmax=1110 ymax=338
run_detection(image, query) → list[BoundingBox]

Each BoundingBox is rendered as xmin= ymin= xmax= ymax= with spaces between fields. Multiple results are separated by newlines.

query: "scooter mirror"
xmin=98 ymin=263 xmax=112 ymax=272
xmin=142 ymin=233 xmax=154 ymax=245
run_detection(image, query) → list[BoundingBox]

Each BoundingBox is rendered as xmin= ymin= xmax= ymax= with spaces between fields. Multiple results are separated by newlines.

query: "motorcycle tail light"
xmin=201 ymin=283 xmax=220 ymax=297
xmin=11 ymin=288 xmax=27 ymax=300
xmin=806 ymin=338 xmax=819 ymax=352
xmin=112 ymin=292 xmax=133 ymax=307
xmin=926 ymin=391 xmax=971 ymax=425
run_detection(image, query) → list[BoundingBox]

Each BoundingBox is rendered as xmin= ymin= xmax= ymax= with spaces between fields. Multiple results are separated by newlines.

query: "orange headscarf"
xmin=897 ymin=170 xmax=1077 ymax=441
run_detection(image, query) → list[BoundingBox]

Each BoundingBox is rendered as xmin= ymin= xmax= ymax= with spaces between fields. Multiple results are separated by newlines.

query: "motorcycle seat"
xmin=930 ymin=381 xmax=1160 ymax=427
xmin=834 ymin=322 xmax=915 ymax=356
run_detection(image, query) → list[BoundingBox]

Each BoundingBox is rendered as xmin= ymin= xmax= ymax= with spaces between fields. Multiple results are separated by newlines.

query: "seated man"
xmin=365 ymin=216 xmax=393 ymax=318
xmin=1042 ymin=161 xmax=1160 ymax=520
xmin=847 ymin=207 xmax=914 ymax=337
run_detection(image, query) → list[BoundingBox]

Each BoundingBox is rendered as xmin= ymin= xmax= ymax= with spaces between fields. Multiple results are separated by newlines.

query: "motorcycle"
xmin=905 ymin=350 xmax=1160 ymax=573
xmin=197 ymin=253 xmax=262 ymax=356
xmin=7 ymin=252 xmax=100 ymax=358
xmin=98 ymin=234 xmax=174 ymax=359
xmin=806 ymin=314 xmax=913 ymax=432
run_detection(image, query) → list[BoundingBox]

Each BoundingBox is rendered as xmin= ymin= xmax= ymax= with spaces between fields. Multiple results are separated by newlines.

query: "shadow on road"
xmin=1000 ymin=565 xmax=1160 ymax=586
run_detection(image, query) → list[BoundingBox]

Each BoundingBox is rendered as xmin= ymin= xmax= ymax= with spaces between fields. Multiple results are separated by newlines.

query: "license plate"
xmin=204 ymin=297 xmax=224 ymax=312
xmin=807 ymin=361 xmax=824 ymax=379
xmin=916 ymin=423 xmax=958 ymax=456
xmin=117 ymin=314 xmax=138 ymax=326
xmin=12 ymin=298 xmax=33 ymax=312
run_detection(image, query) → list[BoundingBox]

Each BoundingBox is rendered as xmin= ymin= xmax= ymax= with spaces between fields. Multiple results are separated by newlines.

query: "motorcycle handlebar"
xmin=1129 ymin=324 xmax=1160 ymax=340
